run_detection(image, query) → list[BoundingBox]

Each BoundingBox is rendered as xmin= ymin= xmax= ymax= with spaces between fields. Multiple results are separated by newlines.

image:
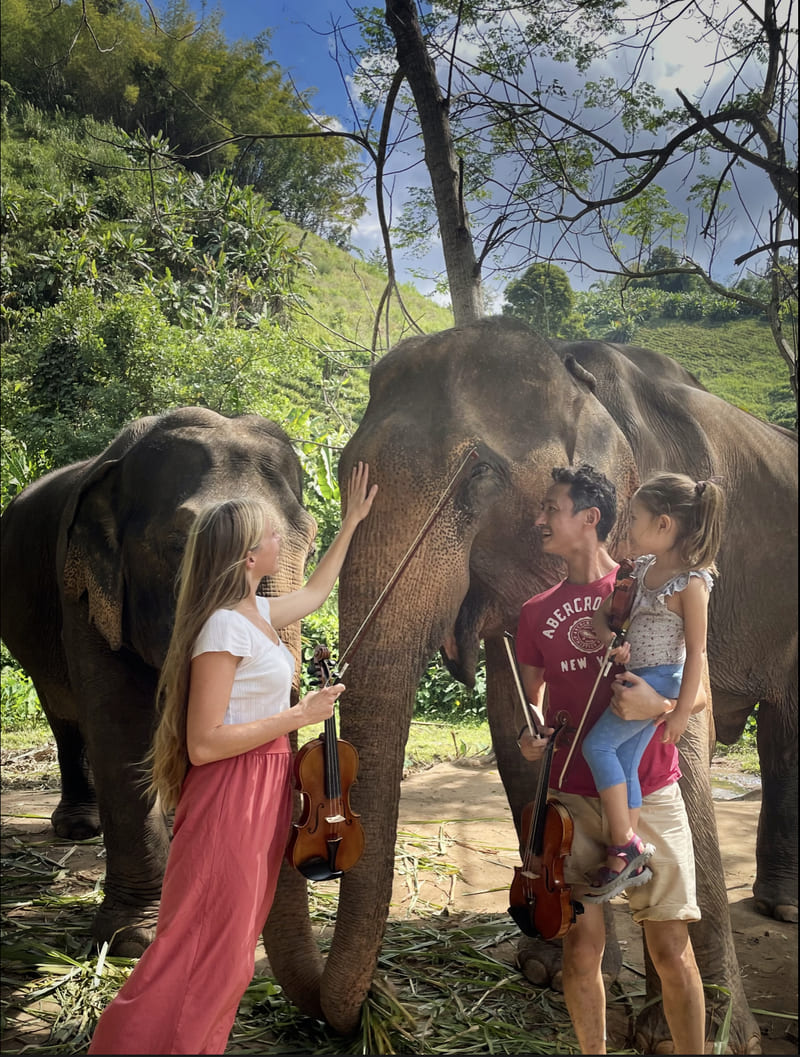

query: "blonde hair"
xmin=147 ymin=497 xmax=271 ymax=810
xmin=633 ymin=473 xmax=725 ymax=574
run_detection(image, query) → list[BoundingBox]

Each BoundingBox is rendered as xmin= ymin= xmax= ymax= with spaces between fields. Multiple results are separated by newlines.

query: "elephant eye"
xmin=470 ymin=461 xmax=492 ymax=478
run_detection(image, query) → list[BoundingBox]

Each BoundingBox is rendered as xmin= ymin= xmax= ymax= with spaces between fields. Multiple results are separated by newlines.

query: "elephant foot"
xmin=92 ymin=901 xmax=159 ymax=958
xmin=52 ymin=799 xmax=101 ymax=841
xmin=515 ymin=934 xmax=621 ymax=991
xmin=634 ymin=1031 xmax=762 ymax=1053
xmin=516 ymin=935 xmax=563 ymax=987
xmin=753 ymin=896 xmax=798 ymax=924
xmin=635 ymin=1003 xmax=763 ymax=1054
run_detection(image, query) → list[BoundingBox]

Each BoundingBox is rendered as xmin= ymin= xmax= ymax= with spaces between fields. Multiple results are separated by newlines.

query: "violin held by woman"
xmin=286 ymin=644 xmax=365 ymax=881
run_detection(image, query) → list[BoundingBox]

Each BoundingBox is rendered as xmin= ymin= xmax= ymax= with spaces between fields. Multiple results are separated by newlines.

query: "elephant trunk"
xmin=316 ymin=528 xmax=460 ymax=1032
xmin=319 ymin=641 xmax=424 ymax=1032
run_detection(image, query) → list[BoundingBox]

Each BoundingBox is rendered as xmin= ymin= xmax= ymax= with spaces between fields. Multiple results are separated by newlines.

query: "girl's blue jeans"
xmin=582 ymin=663 xmax=683 ymax=809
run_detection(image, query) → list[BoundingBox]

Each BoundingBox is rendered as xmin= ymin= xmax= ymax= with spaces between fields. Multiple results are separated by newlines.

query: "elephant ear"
xmin=60 ymin=418 xmax=157 ymax=651
xmin=563 ymin=355 xmax=641 ymax=555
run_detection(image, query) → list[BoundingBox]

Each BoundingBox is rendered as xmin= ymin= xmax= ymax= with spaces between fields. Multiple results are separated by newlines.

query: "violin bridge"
xmin=521 ymin=869 xmax=541 ymax=880
xmin=325 ymin=813 xmax=347 ymax=824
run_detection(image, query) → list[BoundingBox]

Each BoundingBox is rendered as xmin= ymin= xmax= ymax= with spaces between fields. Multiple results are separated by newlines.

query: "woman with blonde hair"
xmin=89 ymin=462 xmax=377 ymax=1055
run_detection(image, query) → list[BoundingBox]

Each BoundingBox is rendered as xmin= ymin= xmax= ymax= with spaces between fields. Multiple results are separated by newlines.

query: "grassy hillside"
xmin=633 ymin=318 xmax=792 ymax=426
xmin=285 ymin=233 xmax=792 ymax=429
xmin=289 ymin=227 xmax=453 ymax=350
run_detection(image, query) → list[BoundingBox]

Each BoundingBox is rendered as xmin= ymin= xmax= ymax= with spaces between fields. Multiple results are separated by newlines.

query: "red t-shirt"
xmin=516 ymin=569 xmax=681 ymax=798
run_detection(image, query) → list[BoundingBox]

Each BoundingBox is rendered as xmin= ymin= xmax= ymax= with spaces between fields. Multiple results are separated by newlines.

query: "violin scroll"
xmin=307 ymin=644 xmax=343 ymax=688
xmin=607 ymin=557 xmax=637 ymax=642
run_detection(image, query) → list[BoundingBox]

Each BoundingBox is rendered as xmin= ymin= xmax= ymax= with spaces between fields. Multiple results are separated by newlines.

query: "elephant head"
xmin=1 ymin=407 xmax=318 ymax=955
xmin=267 ymin=317 xmax=793 ymax=1051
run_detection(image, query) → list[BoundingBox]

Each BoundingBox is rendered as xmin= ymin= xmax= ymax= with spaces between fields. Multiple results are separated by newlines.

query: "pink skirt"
xmin=88 ymin=737 xmax=292 ymax=1055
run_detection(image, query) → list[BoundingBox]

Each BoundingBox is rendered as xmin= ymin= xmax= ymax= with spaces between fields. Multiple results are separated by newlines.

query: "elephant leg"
xmin=634 ymin=708 xmax=761 ymax=1054
xmin=262 ymin=840 xmax=325 ymax=1019
xmin=69 ymin=638 xmax=170 ymax=957
xmin=50 ymin=713 xmax=100 ymax=841
xmin=754 ymin=701 xmax=798 ymax=922
xmin=516 ymin=902 xmax=620 ymax=991
xmin=484 ymin=639 xmax=622 ymax=990
xmin=34 ymin=681 xmax=101 ymax=840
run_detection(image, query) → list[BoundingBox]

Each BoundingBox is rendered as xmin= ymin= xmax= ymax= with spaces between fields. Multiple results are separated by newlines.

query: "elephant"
xmin=0 ymin=406 xmax=317 ymax=956
xmin=270 ymin=317 xmax=795 ymax=1051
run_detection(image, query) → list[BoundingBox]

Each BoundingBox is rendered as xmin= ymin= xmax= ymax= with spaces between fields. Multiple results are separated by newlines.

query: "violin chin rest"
xmin=297 ymin=857 xmax=344 ymax=882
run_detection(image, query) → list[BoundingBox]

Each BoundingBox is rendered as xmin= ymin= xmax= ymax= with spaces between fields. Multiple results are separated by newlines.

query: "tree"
xmin=385 ymin=0 xmax=484 ymax=322
xmin=502 ymin=262 xmax=574 ymax=335
xmin=643 ymin=247 xmax=696 ymax=294
xmin=372 ymin=0 xmax=797 ymax=410
xmin=0 ymin=0 xmax=366 ymax=243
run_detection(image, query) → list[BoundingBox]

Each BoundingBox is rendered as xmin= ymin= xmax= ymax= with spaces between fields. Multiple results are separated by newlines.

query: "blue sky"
xmin=183 ymin=1 xmax=785 ymax=306
xmin=194 ymin=2 xmax=357 ymax=118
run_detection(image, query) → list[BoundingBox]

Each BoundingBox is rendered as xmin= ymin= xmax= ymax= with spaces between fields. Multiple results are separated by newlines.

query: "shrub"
xmin=414 ymin=652 xmax=487 ymax=723
xmin=1 ymin=647 xmax=45 ymax=731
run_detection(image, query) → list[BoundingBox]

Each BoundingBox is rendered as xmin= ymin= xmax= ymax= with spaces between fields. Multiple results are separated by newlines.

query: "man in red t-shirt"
xmin=516 ymin=464 xmax=705 ymax=1055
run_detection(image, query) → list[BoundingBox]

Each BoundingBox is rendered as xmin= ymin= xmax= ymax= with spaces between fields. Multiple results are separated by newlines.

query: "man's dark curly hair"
xmin=551 ymin=464 xmax=617 ymax=542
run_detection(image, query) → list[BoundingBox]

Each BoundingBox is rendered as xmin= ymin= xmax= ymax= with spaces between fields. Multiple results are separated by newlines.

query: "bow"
xmin=556 ymin=558 xmax=638 ymax=786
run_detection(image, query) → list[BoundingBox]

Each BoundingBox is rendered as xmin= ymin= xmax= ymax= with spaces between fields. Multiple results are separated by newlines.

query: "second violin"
xmin=503 ymin=632 xmax=583 ymax=941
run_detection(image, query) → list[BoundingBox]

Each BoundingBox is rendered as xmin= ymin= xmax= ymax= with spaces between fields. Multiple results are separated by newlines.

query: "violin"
xmin=609 ymin=556 xmax=637 ymax=638
xmin=285 ymin=645 xmax=365 ymax=881
xmin=503 ymin=633 xmax=583 ymax=941
xmin=601 ymin=556 xmax=638 ymax=676
xmin=557 ymin=556 xmax=640 ymax=785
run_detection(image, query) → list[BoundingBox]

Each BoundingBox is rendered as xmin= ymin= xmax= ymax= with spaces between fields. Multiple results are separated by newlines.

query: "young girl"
xmin=581 ymin=472 xmax=724 ymax=903
xmin=88 ymin=463 xmax=377 ymax=1055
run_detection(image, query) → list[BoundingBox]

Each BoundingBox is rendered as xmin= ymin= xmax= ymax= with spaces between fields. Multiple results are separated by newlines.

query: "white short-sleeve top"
xmin=191 ymin=596 xmax=295 ymax=725
xmin=627 ymin=554 xmax=714 ymax=669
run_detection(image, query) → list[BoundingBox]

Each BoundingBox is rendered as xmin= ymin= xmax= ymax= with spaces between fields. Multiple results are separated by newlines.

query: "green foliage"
xmin=1 ymin=118 xmax=311 ymax=327
xmin=414 ymin=653 xmax=487 ymax=724
xmin=1 ymin=645 xmax=45 ymax=731
xmin=610 ymin=186 xmax=686 ymax=255
xmin=502 ymin=262 xmax=575 ymax=337
xmin=291 ymin=413 xmax=346 ymax=554
xmin=0 ymin=429 xmax=49 ymax=511
xmin=1 ymin=287 xmax=310 ymax=467
xmin=714 ymin=706 xmax=760 ymax=774
xmin=0 ymin=103 xmax=452 ymax=480
xmin=641 ymin=246 xmax=698 ymax=293
xmin=0 ymin=0 xmax=364 ymax=242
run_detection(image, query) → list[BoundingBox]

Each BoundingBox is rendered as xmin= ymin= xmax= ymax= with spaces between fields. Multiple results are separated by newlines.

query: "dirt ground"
xmin=1 ymin=754 xmax=797 ymax=1054
xmin=386 ymin=754 xmax=798 ymax=1054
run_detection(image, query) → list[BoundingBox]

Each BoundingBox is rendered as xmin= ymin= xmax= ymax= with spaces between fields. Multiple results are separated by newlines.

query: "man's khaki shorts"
xmin=553 ymin=782 xmax=701 ymax=924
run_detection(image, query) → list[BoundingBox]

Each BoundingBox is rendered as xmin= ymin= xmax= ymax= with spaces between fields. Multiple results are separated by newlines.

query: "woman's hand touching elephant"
xmin=342 ymin=461 xmax=378 ymax=529
xmin=269 ymin=462 xmax=377 ymax=630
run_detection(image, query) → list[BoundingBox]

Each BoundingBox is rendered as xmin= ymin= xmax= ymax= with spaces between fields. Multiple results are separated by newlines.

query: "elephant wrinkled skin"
xmin=0 ymin=407 xmax=317 ymax=957
xmin=2 ymin=325 xmax=795 ymax=1053
xmin=305 ymin=318 xmax=794 ymax=1050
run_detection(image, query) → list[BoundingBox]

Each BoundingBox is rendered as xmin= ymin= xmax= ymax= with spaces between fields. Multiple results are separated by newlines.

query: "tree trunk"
xmin=385 ymin=0 xmax=484 ymax=324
